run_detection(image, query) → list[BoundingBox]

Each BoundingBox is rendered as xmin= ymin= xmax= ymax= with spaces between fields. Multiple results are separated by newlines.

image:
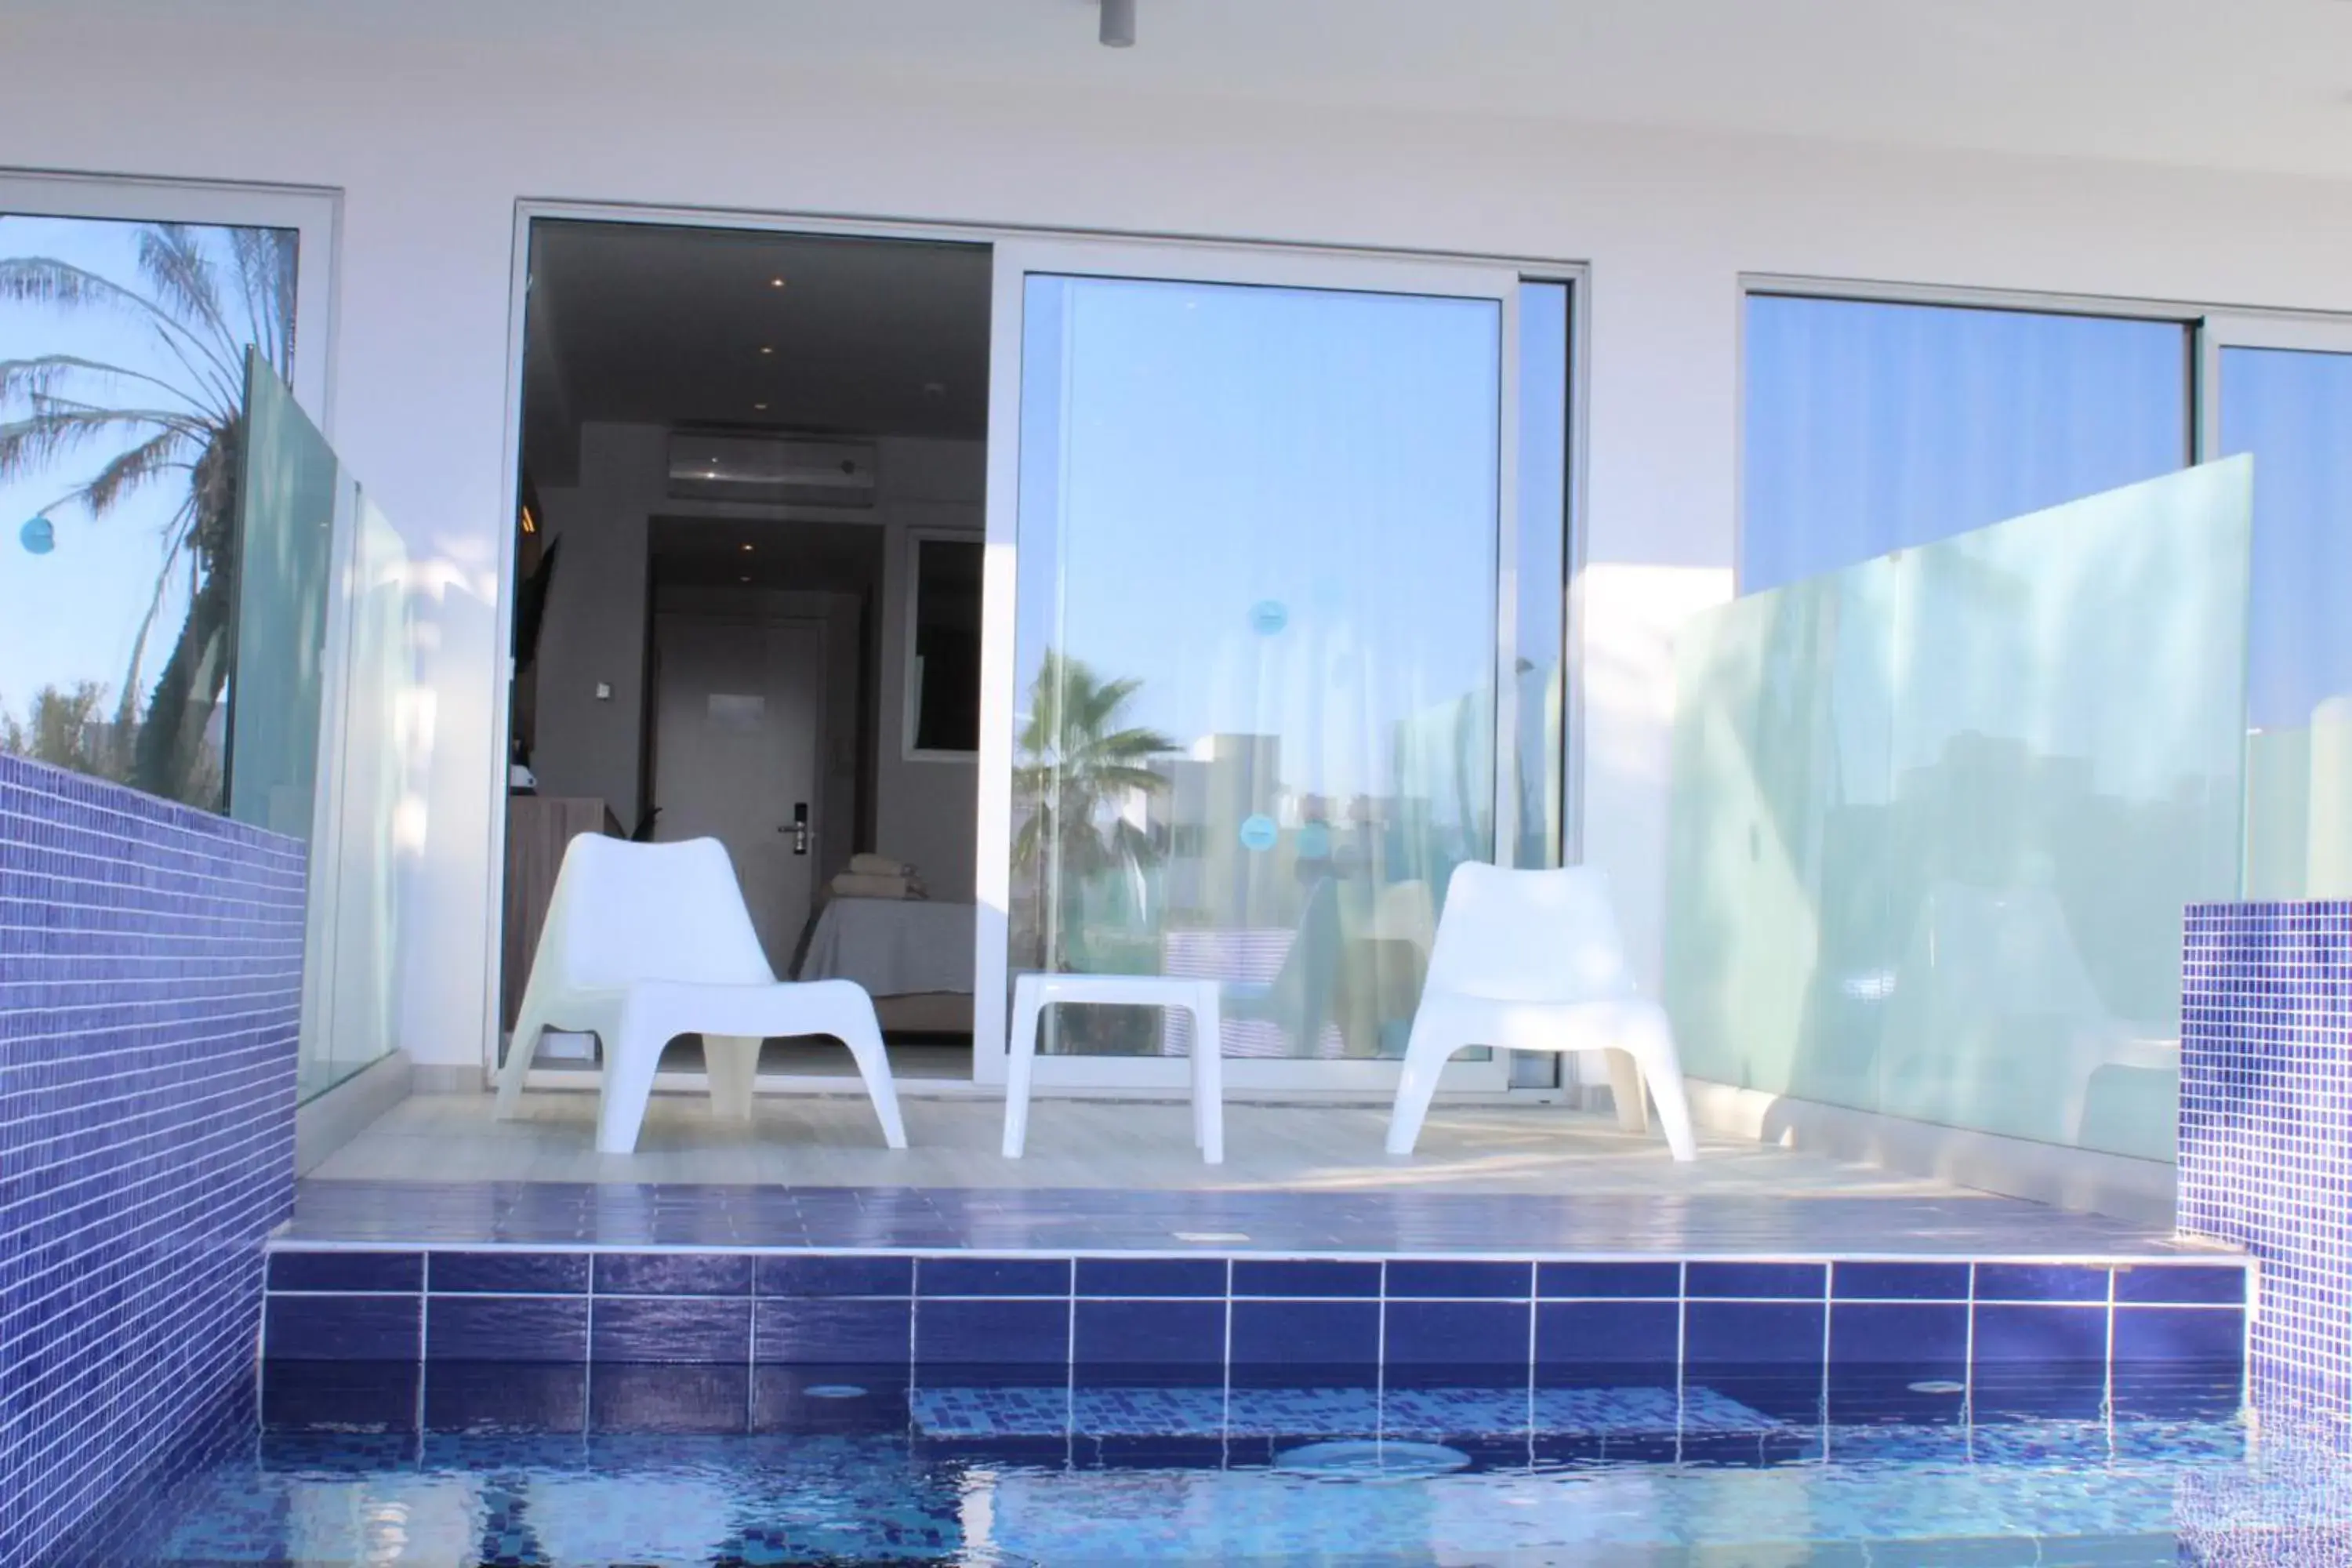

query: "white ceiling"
xmin=39 ymin=0 xmax=2352 ymax=181
xmin=522 ymin=222 xmax=993 ymax=484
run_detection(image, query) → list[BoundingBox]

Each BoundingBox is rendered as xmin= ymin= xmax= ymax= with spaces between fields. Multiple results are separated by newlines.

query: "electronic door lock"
xmin=782 ymin=802 xmax=809 ymax=855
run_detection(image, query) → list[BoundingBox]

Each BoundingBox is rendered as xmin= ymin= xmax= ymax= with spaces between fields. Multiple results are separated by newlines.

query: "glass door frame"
xmin=2197 ymin=310 xmax=2352 ymax=900
xmin=2195 ymin=310 xmax=2352 ymax=455
xmin=487 ymin=201 xmax=1586 ymax=1095
xmin=975 ymin=235 xmax=1536 ymax=1094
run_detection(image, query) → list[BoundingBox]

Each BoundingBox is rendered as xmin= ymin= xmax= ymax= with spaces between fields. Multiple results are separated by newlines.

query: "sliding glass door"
xmin=2206 ymin=315 xmax=2352 ymax=900
xmin=976 ymin=242 xmax=1560 ymax=1092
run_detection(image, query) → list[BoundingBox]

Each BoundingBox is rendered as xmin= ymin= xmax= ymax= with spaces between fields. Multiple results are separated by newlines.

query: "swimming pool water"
xmin=75 ymin=1382 xmax=2352 ymax=1566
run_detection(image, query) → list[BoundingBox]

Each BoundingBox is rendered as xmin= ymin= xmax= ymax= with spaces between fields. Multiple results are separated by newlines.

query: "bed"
xmin=795 ymin=897 xmax=975 ymax=1034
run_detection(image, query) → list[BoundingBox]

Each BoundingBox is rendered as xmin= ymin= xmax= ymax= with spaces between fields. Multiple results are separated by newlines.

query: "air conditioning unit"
xmin=666 ymin=433 xmax=877 ymax=507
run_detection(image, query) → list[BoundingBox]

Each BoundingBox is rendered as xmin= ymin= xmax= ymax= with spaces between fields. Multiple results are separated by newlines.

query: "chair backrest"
xmin=1424 ymin=862 xmax=1641 ymax=1004
xmin=530 ymin=835 xmax=775 ymax=993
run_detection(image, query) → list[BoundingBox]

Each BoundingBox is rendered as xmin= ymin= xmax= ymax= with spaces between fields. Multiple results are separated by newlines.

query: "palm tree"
xmin=1011 ymin=650 xmax=1179 ymax=964
xmin=0 ymin=222 xmax=296 ymax=804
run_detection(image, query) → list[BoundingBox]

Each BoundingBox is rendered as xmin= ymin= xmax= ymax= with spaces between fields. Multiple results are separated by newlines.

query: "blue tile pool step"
xmin=262 ymin=1249 xmax=2249 ymax=1423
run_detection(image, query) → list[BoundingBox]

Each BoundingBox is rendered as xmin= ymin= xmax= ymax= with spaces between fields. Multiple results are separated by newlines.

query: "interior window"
xmin=910 ymin=535 xmax=982 ymax=753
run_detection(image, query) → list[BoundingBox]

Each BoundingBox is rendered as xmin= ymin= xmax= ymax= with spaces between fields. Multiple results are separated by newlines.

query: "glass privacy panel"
xmin=1743 ymin=295 xmax=2190 ymax=592
xmin=1664 ymin=561 xmax=1896 ymax=1109
xmin=1013 ymin=273 xmax=1501 ymax=1058
xmin=230 ymin=350 xmax=339 ymax=838
xmin=231 ymin=358 xmax=417 ymax=1102
xmin=2223 ymin=347 xmax=2352 ymax=899
xmin=0 ymin=214 xmax=299 ymax=808
xmin=1668 ymin=460 xmax=2252 ymax=1160
xmin=303 ymin=485 xmax=416 ymax=1100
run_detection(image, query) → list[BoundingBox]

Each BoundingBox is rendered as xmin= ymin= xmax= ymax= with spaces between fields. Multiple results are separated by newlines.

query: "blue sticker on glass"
xmin=1249 ymin=600 xmax=1288 ymax=635
xmin=1296 ymin=822 xmax=1332 ymax=860
xmin=19 ymin=516 xmax=55 ymax=555
xmin=1238 ymin=814 xmax=1278 ymax=852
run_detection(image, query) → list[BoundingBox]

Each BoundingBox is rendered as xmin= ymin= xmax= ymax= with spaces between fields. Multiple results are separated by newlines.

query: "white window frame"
xmin=2197 ymin=310 xmax=2352 ymax=456
xmin=976 ymin=234 xmax=1526 ymax=1096
xmin=1735 ymin=274 xmax=2203 ymax=594
xmin=1740 ymin=275 xmax=2352 ymax=534
xmin=0 ymin=168 xmax=339 ymax=427
xmin=902 ymin=524 xmax=985 ymax=763
xmin=1 ymin=168 xmax=345 ymax=1083
xmin=1741 ymin=278 xmax=2352 ymax=919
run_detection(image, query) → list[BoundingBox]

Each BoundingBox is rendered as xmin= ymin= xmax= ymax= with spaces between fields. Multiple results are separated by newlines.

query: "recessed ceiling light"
xmin=753 ymin=401 xmax=768 ymax=411
xmin=922 ymin=381 xmax=947 ymax=397
xmin=759 ymin=346 xmax=774 ymax=356
xmin=739 ymin=574 xmax=751 ymax=583
xmin=741 ymin=543 xmax=754 ymax=553
xmin=770 ymin=277 xmax=786 ymax=289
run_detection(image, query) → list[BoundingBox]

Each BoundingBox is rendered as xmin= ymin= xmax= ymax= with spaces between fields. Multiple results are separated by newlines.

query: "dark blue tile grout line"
xmin=0 ymin=754 xmax=303 ymax=1567
xmin=2181 ymin=898 xmax=2352 ymax=1429
xmin=260 ymin=1244 xmax=2252 ymax=1425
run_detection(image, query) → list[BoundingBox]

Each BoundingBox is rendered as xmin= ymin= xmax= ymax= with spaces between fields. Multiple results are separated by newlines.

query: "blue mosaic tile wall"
xmin=0 ymin=754 xmax=303 ymax=1564
xmin=262 ymin=1246 xmax=2248 ymax=1434
xmin=2182 ymin=899 xmax=2352 ymax=1428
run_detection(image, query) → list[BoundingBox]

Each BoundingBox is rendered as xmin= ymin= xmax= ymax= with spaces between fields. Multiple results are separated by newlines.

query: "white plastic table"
xmin=1003 ymin=973 xmax=1225 ymax=1163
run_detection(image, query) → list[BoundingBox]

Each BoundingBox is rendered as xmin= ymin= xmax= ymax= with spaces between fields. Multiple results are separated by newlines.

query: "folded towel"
xmin=849 ymin=853 xmax=916 ymax=877
xmin=831 ymin=871 xmax=927 ymax=901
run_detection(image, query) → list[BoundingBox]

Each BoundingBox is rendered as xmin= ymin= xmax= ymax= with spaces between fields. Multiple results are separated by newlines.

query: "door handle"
xmin=780 ymin=802 xmax=809 ymax=855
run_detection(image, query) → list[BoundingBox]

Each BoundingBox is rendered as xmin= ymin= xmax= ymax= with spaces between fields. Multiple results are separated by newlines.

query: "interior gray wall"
xmin=530 ymin=426 xmax=983 ymax=898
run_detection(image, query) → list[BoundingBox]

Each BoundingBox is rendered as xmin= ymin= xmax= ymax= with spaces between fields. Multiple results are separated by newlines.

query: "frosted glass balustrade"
xmin=230 ymin=358 xmax=419 ymax=1101
xmin=1666 ymin=460 xmax=2252 ymax=1161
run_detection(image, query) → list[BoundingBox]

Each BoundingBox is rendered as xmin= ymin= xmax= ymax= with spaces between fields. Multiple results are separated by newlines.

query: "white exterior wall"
xmin=7 ymin=13 xmax=2350 ymax=1069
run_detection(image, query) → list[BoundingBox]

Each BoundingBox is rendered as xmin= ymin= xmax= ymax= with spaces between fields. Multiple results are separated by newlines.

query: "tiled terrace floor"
xmin=293 ymin=1094 xmax=2212 ymax=1260
xmin=285 ymin=1176 xmax=2209 ymax=1258
xmin=318 ymin=1091 xmax=1944 ymax=1193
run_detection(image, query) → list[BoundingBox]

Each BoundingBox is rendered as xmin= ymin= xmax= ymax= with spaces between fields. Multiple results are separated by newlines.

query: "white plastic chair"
xmin=495 ymin=835 xmax=907 ymax=1155
xmin=1385 ymin=862 xmax=1696 ymax=1161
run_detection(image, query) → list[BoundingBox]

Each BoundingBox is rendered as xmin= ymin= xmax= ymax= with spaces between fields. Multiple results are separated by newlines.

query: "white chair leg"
xmin=1646 ymin=1060 xmax=1697 ymax=1163
xmin=1385 ymin=1018 xmax=1455 ymax=1156
xmin=1192 ymin=989 xmax=1223 ymax=1165
xmin=596 ymin=1017 xmax=665 ymax=1156
xmin=494 ymin=1003 xmax=545 ymax=1120
xmin=1606 ymin=1050 xmax=1652 ymax=1134
xmin=705 ymin=1033 xmax=760 ymax=1121
xmin=1189 ymin=1013 xmax=1206 ymax=1150
xmin=1002 ymin=981 xmax=1043 ymax=1159
xmin=1624 ymin=1007 xmax=1697 ymax=1163
xmin=829 ymin=998 xmax=907 ymax=1150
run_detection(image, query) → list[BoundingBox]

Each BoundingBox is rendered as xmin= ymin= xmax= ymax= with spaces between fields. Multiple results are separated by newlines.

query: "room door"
xmin=975 ymin=239 xmax=1538 ymax=1094
xmin=651 ymin=613 xmax=827 ymax=972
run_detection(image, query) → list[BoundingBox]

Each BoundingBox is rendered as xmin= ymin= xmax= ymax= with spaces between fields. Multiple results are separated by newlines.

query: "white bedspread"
xmin=796 ymin=898 xmax=975 ymax=996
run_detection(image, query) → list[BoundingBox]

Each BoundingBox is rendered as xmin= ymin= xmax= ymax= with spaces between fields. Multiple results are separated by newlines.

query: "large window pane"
xmin=2225 ymin=346 xmax=2352 ymax=898
xmin=0 ymin=214 xmax=299 ymax=808
xmin=1744 ymin=296 xmax=2190 ymax=590
xmin=1012 ymin=274 xmax=1501 ymax=1059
